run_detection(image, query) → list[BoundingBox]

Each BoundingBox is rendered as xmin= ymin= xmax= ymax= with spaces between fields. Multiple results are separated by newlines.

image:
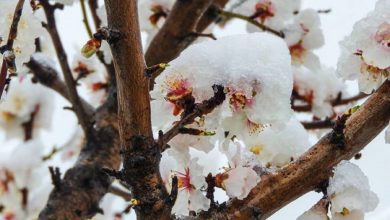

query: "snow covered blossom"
xmin=152 ymin=33 xmax=293 ymax=161
xmin=327 ymin=161 xmax=379 ymax=219
xmin=284 ymin=9 xmax=324 ymax=69
xmin=0 ymin=1 xmax=44 ymax=71
xmin=0 ymin=75 xmax=54 ymax=140
xmin=337 ymin=0 xmax=390 ymax=93
xmin=244 ymin=118 xmax=310 ymax=167
xmin=293 ymin=66 xmax=345 ymax=118
xmin=231 ymin=0 xmax=301 ymax=31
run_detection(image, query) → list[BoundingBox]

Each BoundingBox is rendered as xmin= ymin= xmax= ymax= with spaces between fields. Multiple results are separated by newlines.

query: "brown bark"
xmin=208 ymin=80 xmax=390 ymax=220
xmin=104 ymin=1 xmax=171 ymax=219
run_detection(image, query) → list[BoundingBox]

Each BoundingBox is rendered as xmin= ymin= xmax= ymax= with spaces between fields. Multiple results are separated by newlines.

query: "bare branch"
xmin=108 ymin=186 xmax=132 ymax=201
xmin=292 ymin=92 xmax=369 ymax=112
xmin=40 ymin=0 xmax=93 ymax=137
xmin=301 ymin=118 xmax=334 ymax=130
xmin=26 ymin=56 xmax=94 ymax=116
xmin=219 ymin=10 xmax=285 ymax=37
xmin=209 ymin=80 xmax=390 ymax=220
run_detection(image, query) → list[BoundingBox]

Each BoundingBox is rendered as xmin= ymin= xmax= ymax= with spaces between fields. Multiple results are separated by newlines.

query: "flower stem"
xmin=80 ymin=0 xmax=93 ymax=38
xmin=219 ymin=10 xmax=284 ymax=38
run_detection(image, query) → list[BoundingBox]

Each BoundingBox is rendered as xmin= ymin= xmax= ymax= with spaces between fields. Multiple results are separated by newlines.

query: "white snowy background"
xmin=3 ymin=0 xmax=387 ymax=219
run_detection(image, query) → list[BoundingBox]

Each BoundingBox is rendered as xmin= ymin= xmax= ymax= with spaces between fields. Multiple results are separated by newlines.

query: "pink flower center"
xmin=253 ymin=0 xmax=275 ymax=23
xmin=164 ymin=76 xmax=193 ymax=116
xmin=227 ymin=88 xmax=255 ymax=112
xmin=289 ymin=41 xmax=306 ymax=63
xmin=176 ymin=168 xmax=193 ymax=191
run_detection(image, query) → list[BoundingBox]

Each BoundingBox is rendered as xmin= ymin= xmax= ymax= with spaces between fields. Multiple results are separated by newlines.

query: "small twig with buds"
xmin=40 ymin=0 xmax=94 ymax=138
xmin=161 ymin=85 xmax=226 ymax=151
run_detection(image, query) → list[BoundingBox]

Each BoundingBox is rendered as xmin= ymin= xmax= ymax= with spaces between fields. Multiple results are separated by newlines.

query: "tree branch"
xmin=0 ymin=0 xmax=26 ymax=98
xmin=210 ymin=80 xmax=390 ymax=220
xmin=40 ymin=0 xmax=93 ymax=137
xmin=104 ymin=1 xmax=171 ymax=219
xmin=26 ymin=56 xmax=94 ymax=116
xmin=292 ymin=92 xmax=369 ymax=112
xmin=161 ymin=85 xmax=226 ymax=150
xmin=301 ymin=118 xmax=334 ymax=130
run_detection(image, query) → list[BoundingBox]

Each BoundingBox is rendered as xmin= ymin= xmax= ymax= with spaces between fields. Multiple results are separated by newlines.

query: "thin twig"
xmin=292 ymin=92 xmax=369 ymax=112
xmin=88 ymin=0 xmax=102 ymax=30
xmin=80 ymin=0 xmax=93 ymax=38
xmin=301 ymin=118 xmax=335 ymax=130
xmin=0 ymin=0 xmax=26 ymax=98
xmin=218 ymin=10 xmax=284 ymax=38
xmin=161 ymin=85 xmax=226 ymax=150
xmin=108 ymin=186 xmax=132 ymax=201
xmin=26 ymin=56 xmax=94 ymax=115
xmin=40 ymin=0 xmax=94 ymax=137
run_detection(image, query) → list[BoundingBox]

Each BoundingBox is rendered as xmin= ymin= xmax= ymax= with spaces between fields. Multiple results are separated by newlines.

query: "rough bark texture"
xmin=39 ymin=127 xmax=120 ymax=220
xmin=104 ymin=1 xmax=171 ymax=219
xmin=29 ymin=56 xmax=121 ymax=220
xmin=209 ymin=80 xmax=390 ymax=220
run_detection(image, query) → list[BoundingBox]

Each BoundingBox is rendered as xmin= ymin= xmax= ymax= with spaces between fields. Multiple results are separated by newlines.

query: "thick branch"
xmin=39 ymin=126 xmax=121 ymax=220
xmin=216 ymin=80 xmax=390 ymax=220
xmin=104 ymin=1 xmax=170 ymax=219
xmin=145 ymin=0 xmax=212 ymax=67
xmin=40 ymin=1 xmax=93 ymax=136
xmin=26 ymin=56 xmax=94 ymax=116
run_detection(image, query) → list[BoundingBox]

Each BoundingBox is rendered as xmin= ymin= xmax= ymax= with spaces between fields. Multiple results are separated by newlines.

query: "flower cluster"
xmin=298 ymin=161 xmax=379 ymax=220
xmin=154 ymin=33 xmax=312 ymax=216
xmin=0 ymin=1 xmax=43 ymax=72
xmin=337 ymin=0 xmax=390 ymax=142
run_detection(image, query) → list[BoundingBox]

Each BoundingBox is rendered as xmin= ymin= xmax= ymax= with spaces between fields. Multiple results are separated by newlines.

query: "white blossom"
xmin=231 ymin=0 xmax=301 ymax=31
xmin=0 ymin=75 xmax=54 ymax=140
xmin=284 ymin=9 xmax=324 ymax=69
xmin=297 ymin=208 xmax=328 ymax=220
xmin=170 ymin=158 xmax=210 ymax=216
xmin=293 ymin=66 xmax=345 ymax=118
xmin=219 ymin=165 xmax=260 ymax=200
xmin=337 ymin=0 xmax=390 ymax=93
xmin=327 ymin=161 xmax=379 ymax=219
xmin=244 ymin=118 xmax=310 ymax=167
xmin=0 ymin=2 xmax=44 ymax=71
